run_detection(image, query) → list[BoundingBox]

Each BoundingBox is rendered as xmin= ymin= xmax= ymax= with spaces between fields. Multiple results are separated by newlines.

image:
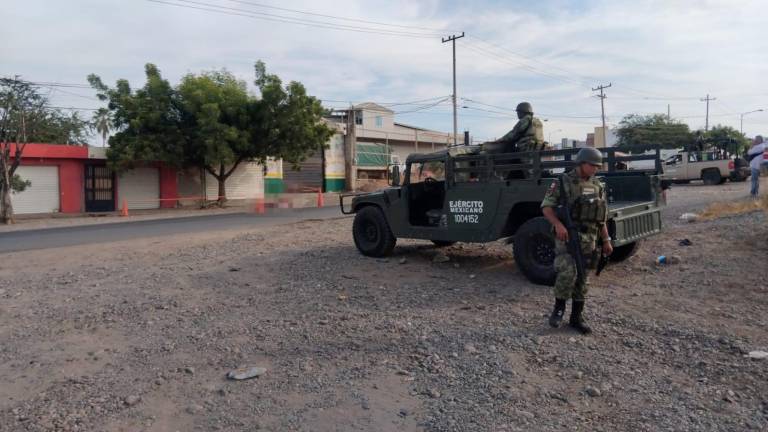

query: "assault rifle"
xmin=556 ymin=175 xmax=587 ymax=285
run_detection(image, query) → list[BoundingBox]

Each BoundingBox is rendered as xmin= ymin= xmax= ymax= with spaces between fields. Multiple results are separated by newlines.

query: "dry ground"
xmin=0 ymin=181 xmax=766 ymax=432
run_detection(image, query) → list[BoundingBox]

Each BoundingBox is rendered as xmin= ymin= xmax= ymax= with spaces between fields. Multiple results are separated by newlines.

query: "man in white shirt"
xmin=747 ymin=135 xmax=765 ymax=197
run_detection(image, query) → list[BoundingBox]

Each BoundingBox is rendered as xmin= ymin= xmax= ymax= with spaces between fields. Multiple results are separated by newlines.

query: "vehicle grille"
xmin=618 ymin=211 xmax=661 ymax=242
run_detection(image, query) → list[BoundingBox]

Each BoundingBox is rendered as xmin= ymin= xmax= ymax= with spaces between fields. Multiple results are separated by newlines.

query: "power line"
xmin=147 ymin=0 xmax=441 ymax=38
xmin=220 ymin=0 xmax=457 ymax=32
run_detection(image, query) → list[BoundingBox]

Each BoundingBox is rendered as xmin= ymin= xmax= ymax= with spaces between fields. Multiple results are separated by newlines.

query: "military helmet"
xmin=515 ymin=102 xmax=533 ymax=114
xmin=575 ymin=147 xmax=603 ymax=166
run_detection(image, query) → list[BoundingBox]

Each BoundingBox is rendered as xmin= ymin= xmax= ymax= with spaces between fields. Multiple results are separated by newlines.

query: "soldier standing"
xmin=540 ymin=147 xmax=613 ymax=334
xmin=495 ymin=102 xmax=545 ymax=153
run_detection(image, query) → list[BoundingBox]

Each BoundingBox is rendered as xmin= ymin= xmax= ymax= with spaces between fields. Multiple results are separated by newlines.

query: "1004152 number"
xmin=454 ymin=214 xmax=479 ymax=224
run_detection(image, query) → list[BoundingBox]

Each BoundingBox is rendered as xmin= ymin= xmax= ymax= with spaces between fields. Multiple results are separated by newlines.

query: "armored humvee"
xmin=340 ymin=146 xmax=665 ymax=285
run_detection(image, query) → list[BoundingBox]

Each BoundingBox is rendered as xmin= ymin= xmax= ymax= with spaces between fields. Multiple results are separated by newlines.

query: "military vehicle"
xmin=340 ymin=146 xmax=666 ymax=285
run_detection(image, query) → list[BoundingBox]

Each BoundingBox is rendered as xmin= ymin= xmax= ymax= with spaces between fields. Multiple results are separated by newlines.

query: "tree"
xmin=704 ymin=125 xmax=749 ymax=156
xmin=1 ymin=78 xmax=44 ymax=224
xmin=91 ymin=108 xmax=112 ymax=146
xmin=616 ymin=114 xmax=694 ymax=153
xmin=89 ymin=61 xmax=333 ymax=205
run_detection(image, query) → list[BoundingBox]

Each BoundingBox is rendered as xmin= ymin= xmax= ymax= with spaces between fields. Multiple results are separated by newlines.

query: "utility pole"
xmin=667 ymin=104 xmax=671 ymax=121
xmin=442 ymin=32 xmax=464 ymax=146
xmin=344 ymin=105 xmax=357 ymax=192
xmin=592 ymin=83 xmax=611 ymax=147
xmin=700 ymin=94 xmax=716 ymax=131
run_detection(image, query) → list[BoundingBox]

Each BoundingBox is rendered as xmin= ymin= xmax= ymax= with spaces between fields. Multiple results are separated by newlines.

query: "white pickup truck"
xmin=662 ymin=150 xmax=749 ymax=185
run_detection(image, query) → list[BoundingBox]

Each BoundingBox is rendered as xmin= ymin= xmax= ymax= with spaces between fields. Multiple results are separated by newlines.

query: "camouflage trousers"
xmin=553 ymin=237 xmax=596 ymax=301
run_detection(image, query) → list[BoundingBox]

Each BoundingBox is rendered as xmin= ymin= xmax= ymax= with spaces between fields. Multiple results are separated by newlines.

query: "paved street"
xmin=0 ymin=206 xmax=346 ymax=253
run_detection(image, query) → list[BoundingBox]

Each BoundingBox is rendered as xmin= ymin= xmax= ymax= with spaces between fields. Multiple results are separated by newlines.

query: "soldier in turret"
xmin=495 ymin=102 xmax=545 ymax=153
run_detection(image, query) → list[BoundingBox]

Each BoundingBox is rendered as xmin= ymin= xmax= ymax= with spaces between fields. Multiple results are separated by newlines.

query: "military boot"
xmin=569 ymin=300 xmax=592 ymax=335
xmin=548 ymin=298 xmax=566 ymax=328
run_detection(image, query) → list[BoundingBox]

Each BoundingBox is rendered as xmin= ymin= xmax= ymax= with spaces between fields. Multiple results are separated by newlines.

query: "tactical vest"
xmin=563 ymin=174 xmax=607 ymax=225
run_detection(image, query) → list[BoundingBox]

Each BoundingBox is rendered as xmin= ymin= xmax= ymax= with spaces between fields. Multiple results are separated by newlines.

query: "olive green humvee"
xmin=340 ymin=146 xmax=665 ymax=285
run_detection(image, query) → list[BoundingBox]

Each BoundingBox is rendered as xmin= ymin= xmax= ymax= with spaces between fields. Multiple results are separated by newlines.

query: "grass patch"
xmin=698 ymin=196 xmax=768 ymax=221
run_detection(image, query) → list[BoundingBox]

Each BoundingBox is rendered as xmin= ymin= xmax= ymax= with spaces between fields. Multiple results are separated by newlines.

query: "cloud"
xmin=2 ymin=0 xmax=766 ymax=144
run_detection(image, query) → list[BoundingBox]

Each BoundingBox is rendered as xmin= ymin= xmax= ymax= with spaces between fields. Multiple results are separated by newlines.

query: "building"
xmin=325 ymin=102 xmax=454 ymax=190
xmin=592 ymin=127 xmax=619 ymax=147
xmin=3 ymin=143 xmax=177 ymax=215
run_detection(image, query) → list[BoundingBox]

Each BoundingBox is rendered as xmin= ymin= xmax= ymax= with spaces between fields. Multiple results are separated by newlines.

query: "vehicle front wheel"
xmin=353 ymin=206 xmax=396 ymax=257
xmin=513 ymin=217 xmax=556 ymax=286
xmin=608 ymin=240 xmax=642 ymax=262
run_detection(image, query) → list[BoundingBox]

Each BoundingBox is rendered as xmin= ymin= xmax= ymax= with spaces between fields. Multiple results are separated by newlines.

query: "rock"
xmin=184 ymin=367 xmax=195 ymax=375
xmin=124 ymin=395 xmax=141 ymax=406
xmin=227 ymin=366 xmax=267 ymax=380
xmin=568 ymin=337 xmax=577 ymax=343
xmin=399 ymin=257 xmax=407 ymax=264
xmin=399 ymin=408 xmax=410 ymax=417
xmin=464 ymin=343 xmax=478 ymax=353
xmin=585 ymin=386 xmax=602 ymax=397
xmin=745 ymin=350 xmax=768 ymax=360
xmin=433 ymin=254 xmax=450 ymax=263
xmin=228 ymin=267 xmax=241 ymax=272
xmin=186 ymin=404 xmax=204 ymax=414
xmin=469 ymin=274 xmax=476 ymax=279
xmin=427 ymin=388 xmax=441 ymax=398
xmin=574 ymin=371 xmax=584 ymax=380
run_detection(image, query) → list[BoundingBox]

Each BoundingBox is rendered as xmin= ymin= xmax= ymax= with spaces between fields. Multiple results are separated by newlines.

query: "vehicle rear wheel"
xmin=702 ymin=169 xmax=721 ymax=185
xmin=353 ymin=206 xmax=396 ymax=257
xmin=609 ymin=240 xmax=642 ymax=262
xmin=513 ymin=217 xmax=556 ymax=286
xmin=431 ymin=240 xmax=456 ymax=247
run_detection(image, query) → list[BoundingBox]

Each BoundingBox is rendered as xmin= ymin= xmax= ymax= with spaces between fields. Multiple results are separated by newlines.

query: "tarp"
xmin=356 ymin=143 xmax=393 ymax=167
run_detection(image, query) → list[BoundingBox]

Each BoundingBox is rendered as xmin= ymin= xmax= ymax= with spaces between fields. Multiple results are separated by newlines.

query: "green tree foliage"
xmin=89 ymin=61 xmax=333 ymax=204
xmin=616 ymin=114 xmax=694 ymax=153
xmin=704 ymin=125 xmax=749 ymax=156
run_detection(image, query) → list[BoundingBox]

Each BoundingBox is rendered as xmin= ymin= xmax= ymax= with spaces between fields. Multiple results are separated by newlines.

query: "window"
xmin=375 ymin=116 xmax=383 ymax=127
xmin=355 ymin=110 xmax=363 ymax=125
xmin=408 ymin=161 xmax=446 ymax=183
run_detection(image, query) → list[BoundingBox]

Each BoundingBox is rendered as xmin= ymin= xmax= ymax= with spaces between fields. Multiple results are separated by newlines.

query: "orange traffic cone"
xmin=120 ymin=199 xmax=129 ymax=217
xmin=316 ymin=188 xmax=324 ymax=208
xmin=254 ymin=197 xmax=265 ymax=214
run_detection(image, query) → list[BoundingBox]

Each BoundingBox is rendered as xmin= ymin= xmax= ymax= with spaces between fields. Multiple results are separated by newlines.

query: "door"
xmin=84 ymin=165 xmax=115 ymax=212
xmin=118 ymin=167 xmax=160 ymax=210
xmin=283 ymin=150 xmax=324 ymax=192
xmin=8 ymin=166 xmax=60 ymax=214
xmin=205 ymin=162 xmax=264 ymax=200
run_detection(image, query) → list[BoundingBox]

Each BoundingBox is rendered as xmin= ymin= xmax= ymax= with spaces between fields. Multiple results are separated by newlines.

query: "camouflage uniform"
xmin=497 ymin=114 xmax=545 ymax=153
xmin=540 ymin=169 xmax=607 ymax=300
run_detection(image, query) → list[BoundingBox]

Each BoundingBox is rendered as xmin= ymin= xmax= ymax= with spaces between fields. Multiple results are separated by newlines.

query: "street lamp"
xmin=740 ymin=109 xmax=764 ymax=134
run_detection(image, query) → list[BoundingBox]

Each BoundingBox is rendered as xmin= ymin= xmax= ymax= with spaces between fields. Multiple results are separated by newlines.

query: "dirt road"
xmin=0 ymin=182 xmax=766 ymax=432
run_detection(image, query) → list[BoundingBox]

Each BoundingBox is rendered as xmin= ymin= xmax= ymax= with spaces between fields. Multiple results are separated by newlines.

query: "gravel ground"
xmin=0 ymin=182 xmax=766 ymax=432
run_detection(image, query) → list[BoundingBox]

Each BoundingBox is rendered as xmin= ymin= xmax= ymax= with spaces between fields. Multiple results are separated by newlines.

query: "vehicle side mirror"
xmin=388 ymin=165 xmax=401 ymax=186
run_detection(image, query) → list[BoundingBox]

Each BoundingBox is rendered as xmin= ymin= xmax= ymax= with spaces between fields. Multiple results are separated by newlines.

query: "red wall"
xmin=20 ymin=158 xmax=83 ymax=213
xmin=159 ymin=165 xmax=178 ymax=209
xmin=10 ymin=143 xmax=88 ymax=159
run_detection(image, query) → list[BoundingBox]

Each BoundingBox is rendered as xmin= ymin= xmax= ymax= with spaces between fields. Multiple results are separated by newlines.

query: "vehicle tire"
xmin=431 ymin=240 xmax=457 ymax=247
xmin=608 ymin=240 xmax=642 ymax=262
xmin=702 ymin=169 xmax=721 ymax=185
xmin=513 ymin=217 xmax=556 ymax=286
xmin=353 ymin=206 xmax=396 ymax=257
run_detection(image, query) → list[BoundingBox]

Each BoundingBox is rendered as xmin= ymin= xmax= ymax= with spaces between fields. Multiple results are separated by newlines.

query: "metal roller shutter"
xmin=118 ymin=167 xmax=160 ymax=210
xmin=9 ymin=166 xmax=60 ymax=214
xmin=205 ymin=162 xmax=264 ymax=200
xmin=283 ymin=153 xmax=323 ymax=192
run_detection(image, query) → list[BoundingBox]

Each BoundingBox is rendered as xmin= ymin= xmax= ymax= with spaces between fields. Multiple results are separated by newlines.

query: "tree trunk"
xmin=217 ymin=175 xmax=227 ymax=207
xmin=0 ymin=166 xmax=14 ymax=225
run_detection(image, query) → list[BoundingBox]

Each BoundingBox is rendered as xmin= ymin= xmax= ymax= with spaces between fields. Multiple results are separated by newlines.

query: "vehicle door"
xmin=444 ymin=157 xmax=500 ymax=240
xmin=402 ymin=158 xmax=449 ymax=230
xmin=663 ymin=153 xmax=684 ymax=180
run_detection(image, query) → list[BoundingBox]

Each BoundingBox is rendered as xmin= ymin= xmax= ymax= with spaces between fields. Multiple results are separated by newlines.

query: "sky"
xmin=2 ymin=0 xmax=767 ymax=145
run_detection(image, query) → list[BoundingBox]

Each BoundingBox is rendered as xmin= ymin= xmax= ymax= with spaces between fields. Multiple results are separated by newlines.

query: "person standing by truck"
xmin=540 ymin=147 xmax=613 ymax=334
xmin=747 ymin=135 xmax=765 ymax=198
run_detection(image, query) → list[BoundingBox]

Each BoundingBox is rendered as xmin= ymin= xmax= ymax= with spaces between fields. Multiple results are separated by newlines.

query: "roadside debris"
xmin=226 ymin=366 xmax=267 ymax=380
xmin=678 ymin=239 xmax=693 ymax=246
xmin=679 ymin=213 xmax=699 ymax=222
xmin=655 ymin=255 xmax=681 ymax=265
